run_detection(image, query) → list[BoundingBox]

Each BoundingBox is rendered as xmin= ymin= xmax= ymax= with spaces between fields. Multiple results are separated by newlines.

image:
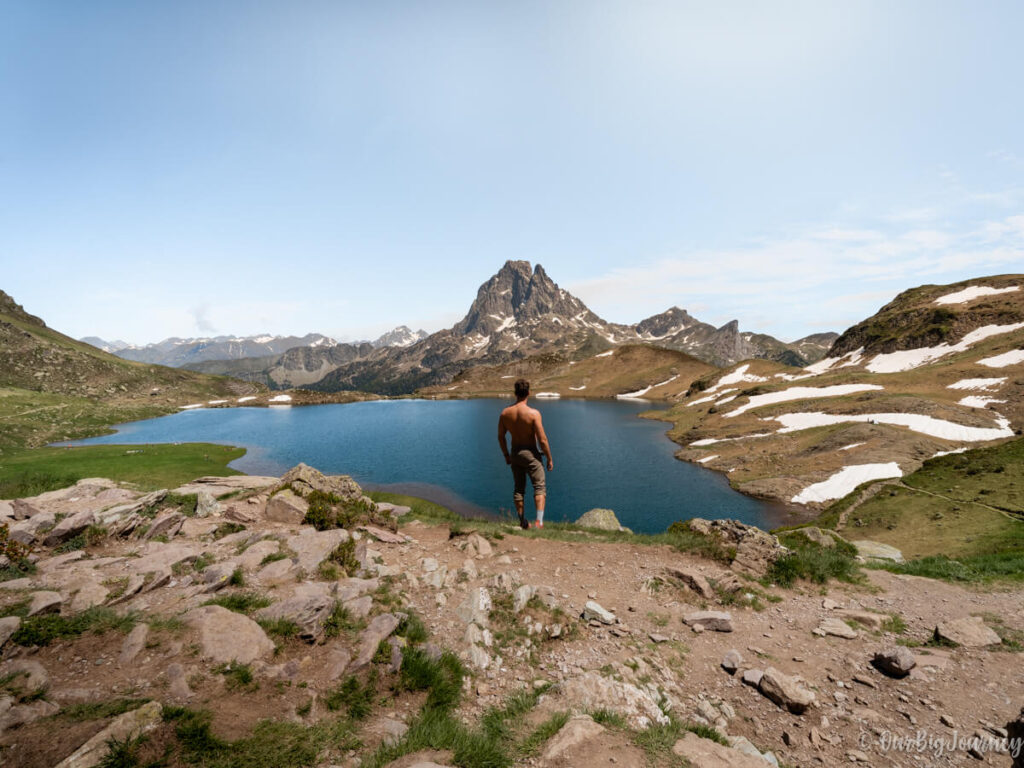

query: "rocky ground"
xmin=0 ymin=466 xmax=1022 ymax=767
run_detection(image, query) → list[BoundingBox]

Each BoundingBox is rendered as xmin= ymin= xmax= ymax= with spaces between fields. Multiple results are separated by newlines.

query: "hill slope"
xmin=0 ymin=290 xmax=258 ymax=451
xmin=660 ymin=274 xmax=1024 ymax=509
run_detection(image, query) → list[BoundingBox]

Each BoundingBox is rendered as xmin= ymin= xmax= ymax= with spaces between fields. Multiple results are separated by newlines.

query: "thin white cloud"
xmin=569 ymin=212 xmax=1024 ymax=339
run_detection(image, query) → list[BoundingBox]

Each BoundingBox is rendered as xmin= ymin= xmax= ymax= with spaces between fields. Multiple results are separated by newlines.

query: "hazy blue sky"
xmin=2 ymin=1 xmax=1022 ymax=344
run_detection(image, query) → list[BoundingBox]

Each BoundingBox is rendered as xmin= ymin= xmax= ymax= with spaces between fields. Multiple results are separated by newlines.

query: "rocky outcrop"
xmin=684 ymin=518 xmax=786 ymax=577
xmin=278 ymin=463 xmax=367 ymax=503
xmin=555 ymin=672 xmax=669 ymax=729
xmin=672 ymin=732 xmax=771 ymax=768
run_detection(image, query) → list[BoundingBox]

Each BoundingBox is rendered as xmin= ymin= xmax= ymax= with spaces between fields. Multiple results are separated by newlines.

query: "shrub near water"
xmin=767 ymin=532 xmax=860 ymax=587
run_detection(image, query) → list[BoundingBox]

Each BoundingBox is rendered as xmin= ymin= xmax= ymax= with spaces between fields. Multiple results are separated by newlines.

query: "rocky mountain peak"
xmin=456 ymin=261 xmax=590 ymax=336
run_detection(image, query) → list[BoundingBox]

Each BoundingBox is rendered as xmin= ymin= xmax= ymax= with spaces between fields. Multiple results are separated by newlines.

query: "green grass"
xmin=0 ymin=443 xmax=245 ymax=495
xmin=159 ymin=705 xmax=360 ymax=767
xmin=766 ymin=532 xmax=861 ymax=587
xmin=819 ymin=437 xmax=1024 ymax=578
xmin=12 ymin=606 xmax=137 ymax=646
xmin=632 ymin=716 xmax=729 ymax=764
xmin=324 ymin=673 xmax=376 ymax=720
xmin=216 ymin=662 xmax=257 ymax=691
xmin=256 ymin=617 xmax=302 ymax=639
xmin=203 ymin=592 xmax=272 ymax=615
xmin=367 ymin=491 xmax=462 ymax=523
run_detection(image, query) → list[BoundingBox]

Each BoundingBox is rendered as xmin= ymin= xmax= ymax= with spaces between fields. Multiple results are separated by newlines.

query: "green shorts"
xmin=511 ymin=447 xmax=546 ymax=502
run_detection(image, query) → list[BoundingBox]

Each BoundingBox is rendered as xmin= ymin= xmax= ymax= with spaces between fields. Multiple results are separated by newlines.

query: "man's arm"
xmin=534 ymin=413 xmax=554 ymax=471
xmin=497 ymin=414 xmax=511 ymax=464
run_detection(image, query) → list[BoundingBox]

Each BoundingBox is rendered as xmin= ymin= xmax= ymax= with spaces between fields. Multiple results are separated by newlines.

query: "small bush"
xmin=212 ymin=523 xmax=246 ymax=540
xmin=767 ymin=534 xmax=860 ymax=587
xmin=325 ymin=671 xmax=376 ymax=719
xmin=61 ymin=698 xmax=152 ymax=721
xmin=399 ymin=648 xmax=466 ymax=712
xmin=216 ymin=662 xmax=257 ymax=691
xmin=327 ymin=539 xmax=359 ymax=576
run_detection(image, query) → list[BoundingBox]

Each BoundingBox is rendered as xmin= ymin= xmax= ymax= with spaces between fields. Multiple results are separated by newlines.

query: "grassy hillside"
xmin=418 ymin=343 xmax=715 ymax=400
xmin=0 ymin=290 xmax=259 ymax=452
xmin=814 ymin=437 xmax=1024 ymax=581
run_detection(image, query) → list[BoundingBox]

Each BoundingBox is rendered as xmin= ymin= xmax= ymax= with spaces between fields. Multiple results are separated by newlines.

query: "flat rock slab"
xmin=834 ymin=609 xmax=888 ymax=631
xmin=556 ymin=672 xmax=669 ymax=729
xmin=287 ymin=529 xmax=350 ymax=573
xmin=0 ymin=616 xmax=20 ymax=648
xmin=935 ymin=617 xmax=1002 ymax=647
xmin=851 ymin=539 xmax=903 ymax=562
xmin=55 ymin=701 xmax=163 ymax=768
xmin=185 ymin=605 xmax=275 ymax=664
xmin=541 ymin=715 xmax=606 ymax=762
xmin=683 ymin=611 xmax=733 ymax=632
xmin=665 ymin=567 xmax=715 ymax=600
xmin=672 ymin=732 xmax=769 ymax=767
xmin=236 ymin=540 xmax=281 ymax=571
xmin=582 ymin=600 xmax=617 ymax=625
xmin=27 ymin=590 xmax=63 ymax=616
xmin=352 ymin=613 xmax=401 ymax=670
xmin=265 ymin=489 xmax=308 ymax=524
xmin=127 ymin=542 xmax=199 ymax=573
xmin=819 ymin=618 xmax=858 ymax=639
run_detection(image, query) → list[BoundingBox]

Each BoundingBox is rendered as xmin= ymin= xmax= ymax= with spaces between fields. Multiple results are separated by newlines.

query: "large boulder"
xmin=665 ymin=566 xmax=714 ymax=600
xmin=575 ymin=508 xmax=631 ymax=533
xmin=184 ymin=605 xmax=275 ymax=664
xmin=758 ymin=667 xmax=816 ymax=714
xmin=555 ymin=672 xmax=669 ymax=729
xmin=286 ymin=529 xmax=350 ymax=573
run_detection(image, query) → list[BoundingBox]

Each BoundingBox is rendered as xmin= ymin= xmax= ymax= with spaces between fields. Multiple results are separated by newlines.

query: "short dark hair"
xmin=514 ymin=379 xmax=530 ymax=400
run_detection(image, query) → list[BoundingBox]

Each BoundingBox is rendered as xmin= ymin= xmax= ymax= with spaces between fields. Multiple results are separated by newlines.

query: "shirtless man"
xmin=498 ymin=379 xmax=554 ymax=529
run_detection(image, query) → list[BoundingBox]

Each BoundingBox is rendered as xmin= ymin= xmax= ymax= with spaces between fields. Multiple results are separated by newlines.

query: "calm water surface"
xmin=71 ymin=399 xmax=786 ymax=534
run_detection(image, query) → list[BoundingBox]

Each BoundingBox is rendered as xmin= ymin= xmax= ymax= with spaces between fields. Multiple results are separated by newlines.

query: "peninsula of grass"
xmin=0 ymin=443 xmax=245 ymax=497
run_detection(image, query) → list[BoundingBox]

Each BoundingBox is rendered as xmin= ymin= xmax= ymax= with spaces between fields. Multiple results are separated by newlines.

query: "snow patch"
xmin=934 ymin=285 xmax=1018 ymax=305
xmin=977 ymin=349 xmax=1024 ymax=368
xmin=958 ymin=396 xmax=1006 ymax=408
xmin=710 ymin=364 xmax=767 ymax=392
xmin=237 ymin=396 xmax=256 ymax=403
xmin=687 ymin=388 xmax=736 ymax=407
xmin=716 ymin=395 xmax=737 ymax=405
xmin=535 ymin=392 xmax=561 ymax=398
xmin=723 ymin=384 xmax=883 ymax=418
xmin=269 ymin=394 xmax=293 ymax=402
xmin=207 ymin=400 xmax=228 ymax=405
xmin=594 ymin=350 xmax=614 ymax=358
xmin=771 ymin=412 xmax=1014 ymax=442
xmin=792 ymin=463 xmax=902 ymax=504
xmin=803 ymin=348 xmax=864 ymax=375
xmin=569 ymin=385 xmax=587 ymax=391
xmin=616 ymin=375 xmax=679 ymax=399
xmin=839 ymin=442 xmax=865 ymax=451
xmin=948 ymin=377 xmax=1007 ymax=391
xmin=179 ymin=403 xmax=204 ymax=410
xmin=690 ymin=433 xmax=773 ymax=447
xmin=697 ymin=455 xmax=718 ymax=464
xmin=866 ymin=324 xmax=1024 ymax=373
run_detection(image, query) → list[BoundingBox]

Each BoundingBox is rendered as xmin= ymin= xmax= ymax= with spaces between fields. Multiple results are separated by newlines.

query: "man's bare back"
xmin=498 ymin=380 xmax=553 ymax=528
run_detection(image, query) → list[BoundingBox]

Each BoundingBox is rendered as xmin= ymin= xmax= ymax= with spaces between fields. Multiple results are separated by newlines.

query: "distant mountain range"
xmin=185 ymin=261 xmax=836 ymax=393
xmin=81 ymin=325 xmax=429 ymax=368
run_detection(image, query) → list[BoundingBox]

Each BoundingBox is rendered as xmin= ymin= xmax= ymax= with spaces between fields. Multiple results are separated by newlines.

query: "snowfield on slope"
xmin=723 ymin=383 xmax=883 ymax=418
xmin=770 ymin=411 xmax=1014 ymax=442
xmin=865 ymin=323 xmax=1024 ymax=373
xmin=978 ymin=349 xmax=1024 ymax=368
xmin=948 ymin=377 xmax=1007 ymax=391
xmin=934 ymin=285 xmax=1018 ymax=305
xmin=616 ymin=375 xmax=679 ymax=399
xmin=791 ymin=462 xmax=903 ymax=504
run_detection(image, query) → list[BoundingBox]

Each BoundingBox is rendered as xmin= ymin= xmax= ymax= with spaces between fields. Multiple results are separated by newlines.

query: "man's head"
xmin=514 ymin=379 xmax=530 ymax=401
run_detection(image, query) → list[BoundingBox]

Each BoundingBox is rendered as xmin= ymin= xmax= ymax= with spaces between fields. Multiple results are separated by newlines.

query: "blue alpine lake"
xmin=70 ymin=399 xmax=788 ymax=534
